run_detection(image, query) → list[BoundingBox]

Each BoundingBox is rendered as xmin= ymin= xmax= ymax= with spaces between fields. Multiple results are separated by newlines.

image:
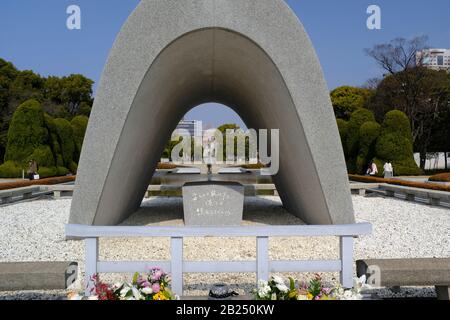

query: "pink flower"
xmin=152 ymin=283 xmax=160 ymax=293
xmin=151 ymin=270 xmax=163 ymax=281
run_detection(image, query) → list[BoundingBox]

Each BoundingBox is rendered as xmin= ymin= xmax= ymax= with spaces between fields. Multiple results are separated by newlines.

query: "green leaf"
xmin=132 ymin=272 xmax=139 ymax=285
xmin=289 ymin=277 xmax=295 ymax=291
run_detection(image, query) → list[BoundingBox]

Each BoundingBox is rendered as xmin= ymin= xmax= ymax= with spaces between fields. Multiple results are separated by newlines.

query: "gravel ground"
xmin=0 ymin=195 xmax=449 ymax=300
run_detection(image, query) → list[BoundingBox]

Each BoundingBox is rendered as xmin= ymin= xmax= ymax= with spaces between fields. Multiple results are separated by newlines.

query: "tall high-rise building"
xmin=416 ymin=49 xmax=450 ymax=72
xmin=175 ymin=119 xmax=203 ymax=137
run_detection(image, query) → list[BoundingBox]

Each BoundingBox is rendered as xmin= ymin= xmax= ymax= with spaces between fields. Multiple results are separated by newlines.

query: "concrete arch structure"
xmin=70 ymin=0 xmax=354 ymax=226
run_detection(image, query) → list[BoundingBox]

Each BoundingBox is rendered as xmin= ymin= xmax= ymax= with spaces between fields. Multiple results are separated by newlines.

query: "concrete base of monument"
xmin=182 ymin=181 xmax=245 ymax=226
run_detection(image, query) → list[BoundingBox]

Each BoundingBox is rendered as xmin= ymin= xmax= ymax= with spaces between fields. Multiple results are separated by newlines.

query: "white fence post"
xmin=171 ymin=237 xmax=183 ymax=296
xmin=257 ymin=236 xmax=269 ymax=282
xmin=85 ymin=238 xmax=98 ymax=296
xmin=340 ymin=236 xmax=354 ymax=288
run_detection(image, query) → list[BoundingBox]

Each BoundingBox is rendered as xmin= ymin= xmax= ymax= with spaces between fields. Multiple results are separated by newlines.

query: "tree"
xmin=330 ymin=86 xmax=373 ymax=120
xmin=356 ymin=121 xmax=381 ymax=174
xmin=60 ymin=74 xmax=94 ymax=115
xmin=364 ymin=36 xmax=429 ymax=75
xmin=0 ymin=58 xmax=95 ymax=164
xmin=345 ymin=109 xmax=375 ymax=172
xmin=71 ymin=115 xmax=89 ymax=162
xmin=336 ymin=119 xmax=349 ymax=158
xmin=365 ymin=36 xmax=450 ymax=169
xmin=43 ymin=74 xmax=93 ymax=116
xmin=374 ymin=110 xmax=421 ymax=176
xmin=53 ymin=118 xmax=77 ymax=173
xmin=4 ymin=99 xmax=48 ymax=163
xmin=369 ymin=68 xmax=450 ymax=168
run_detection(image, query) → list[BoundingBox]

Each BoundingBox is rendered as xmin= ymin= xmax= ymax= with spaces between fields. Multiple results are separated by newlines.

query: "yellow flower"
xmin=307 ymin=293 xmax=314 ymax=300
xmin=153 ymin=292 xmax=168 ymax=300
xmin=319 ymin=295 xmax=335 ymax=300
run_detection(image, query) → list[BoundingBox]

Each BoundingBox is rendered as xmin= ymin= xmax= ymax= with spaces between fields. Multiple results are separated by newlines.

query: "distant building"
xmin=175 ymin=119 xmax=202 ymax=137
xmin=417 ymin=49 xmax=450 ymax=72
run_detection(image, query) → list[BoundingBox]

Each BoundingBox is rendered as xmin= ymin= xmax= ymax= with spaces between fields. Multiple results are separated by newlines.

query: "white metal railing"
xmin=65 ymin=223 xmax=372 ymax=296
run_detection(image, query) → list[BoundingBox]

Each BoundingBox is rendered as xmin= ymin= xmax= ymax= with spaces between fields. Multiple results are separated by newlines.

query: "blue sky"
xmin=1 ymin=0 xmax=449 ymax=128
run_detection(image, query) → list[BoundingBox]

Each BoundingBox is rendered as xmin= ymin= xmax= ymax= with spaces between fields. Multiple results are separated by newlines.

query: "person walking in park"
xmin=27 ymin=159 xmax=39 ymax=180
xmin=384 ymin=162 xmax=393 ymax=178
xmin=366 ymin=161 xmax=378 ymax=176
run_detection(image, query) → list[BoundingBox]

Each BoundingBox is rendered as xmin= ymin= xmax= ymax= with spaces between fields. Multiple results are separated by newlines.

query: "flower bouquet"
xmin=254 ymin=274 xmax=367 ymax=301
xmin=68 ymin=267 xmax=178 ymax=300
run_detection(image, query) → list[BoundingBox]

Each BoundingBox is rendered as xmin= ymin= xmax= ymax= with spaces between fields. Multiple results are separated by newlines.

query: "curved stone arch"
xmin=70 ymin=0 xmax=354 ymax=226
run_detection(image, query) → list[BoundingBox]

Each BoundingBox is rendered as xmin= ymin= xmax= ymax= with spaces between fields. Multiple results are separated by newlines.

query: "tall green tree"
xmin=330 ymin=86 xmax=373 ymax=120
xmin=369 ymin=68 xmax=450 ymax=168
xmin=365 ymin=36 xmax=450 ymax=169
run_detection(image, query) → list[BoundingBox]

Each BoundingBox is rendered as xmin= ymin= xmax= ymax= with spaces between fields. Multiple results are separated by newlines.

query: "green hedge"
xmin=330 ymin=86 xmax=372 ymax=120
xmin=38 ymin=166 xmax=57 ymax=178
xmin=373 ymin=110 xmax=421 ymax=176
xmin=0 ymin=160 xmax=23 ymax=178
xmin=375 ymin=133 xmax=413 ymax=161
xmin=53 ymin=118 xmax=75 ymax=169
xmin=4 ymin=99 xmax=48 ymax=163
xmin=71 ymin=115 xmax=88 ymax=163
xmin=56 ymin=166 xmax=70 ymax=176
xmin=381 ymin=110 xmax=412 ymax=138
xmin=346 ymin=109 xmax=375 ymax=173
xmin=30 ymin=145 xmax=54 ymax=167
xmin=356 ymin=121 xmax=381 ymax=174
xmin=336 ymin=119 xmax=348 ymax=157
xmin=0 ymin=99 xmax=85 ymax=179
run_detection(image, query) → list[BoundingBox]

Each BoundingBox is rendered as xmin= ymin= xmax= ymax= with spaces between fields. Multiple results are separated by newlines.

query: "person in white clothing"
xmin=370 ymin=162 xmax=378 ymax=176
xmin=366 ymin=161 xmax=378 ymax=176
xmin=383 ymin=162 xmax=393 ymax=178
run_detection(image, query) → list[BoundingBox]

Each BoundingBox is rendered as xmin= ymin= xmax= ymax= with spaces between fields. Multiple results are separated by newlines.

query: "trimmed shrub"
xmin=56 ymin=166 xmax=70 ymax=176
xmin=330 ymin=86 xmax=373 ymax=120
xmin=71 ymin=115 xmax=88 ymax=162
xmin=53 ymin=118 xmax=75 ymax=169
xmin=346 ymin=109 xmax=375 ymax=172
xmin=356 ymin=121 xmax=381 ymax=174
xmin=0 ymin=160 xmax=23 ymax=178
xmin=381 ymin=110 xmax=413 ymax=138
xmin=44 ymin=114 xmax=63 ymax=167
xmin=30 ymin=145 xmax=55 ymax=167
xmin=374 ymin=110 xmax=421 ymax=176
xmin=38 ymin=166 xmax=57 ymax=178
xmin=336 ymin=119 xmax=349 ymax=156
xmin=390 ymin=159 xmax=422 ymax=176
xmin=68 ymin=161 xmax=78 ymax=174
xmin=376 ymin=133 xmax=413 ymax=161
xmin=4 ymin=99 xmax=48 ymax=163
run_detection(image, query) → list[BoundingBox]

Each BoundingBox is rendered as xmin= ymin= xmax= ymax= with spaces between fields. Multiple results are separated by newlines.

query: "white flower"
xmin=276 ymin=283 xmax=289 ymax=293
xmin=297 ymin=295 xmax=308 ymax=301
xmin=141 ymin=287 xmax=153 ymax=295
xmin=120 ymin=286 xmax=131 ymax=297
xmin=271 ymin=293 xmax=277 ymax=300
xmin=258 ymin=285 xmax=271 ymax=298
xmin=132 ymin=286 xmax=143 ymax=300
xmin=272 ymin=275 xmax=284 ymax=285
xmin=258 ymin=280 xmax=268 ymax=288
xmin=88 ymin=295 xmax=99 ymax=300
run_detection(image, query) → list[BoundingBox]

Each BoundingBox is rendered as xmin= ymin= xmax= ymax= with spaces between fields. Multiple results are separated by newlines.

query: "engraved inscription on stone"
xmin=182 ymin=181 xmax=244 ymax=226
